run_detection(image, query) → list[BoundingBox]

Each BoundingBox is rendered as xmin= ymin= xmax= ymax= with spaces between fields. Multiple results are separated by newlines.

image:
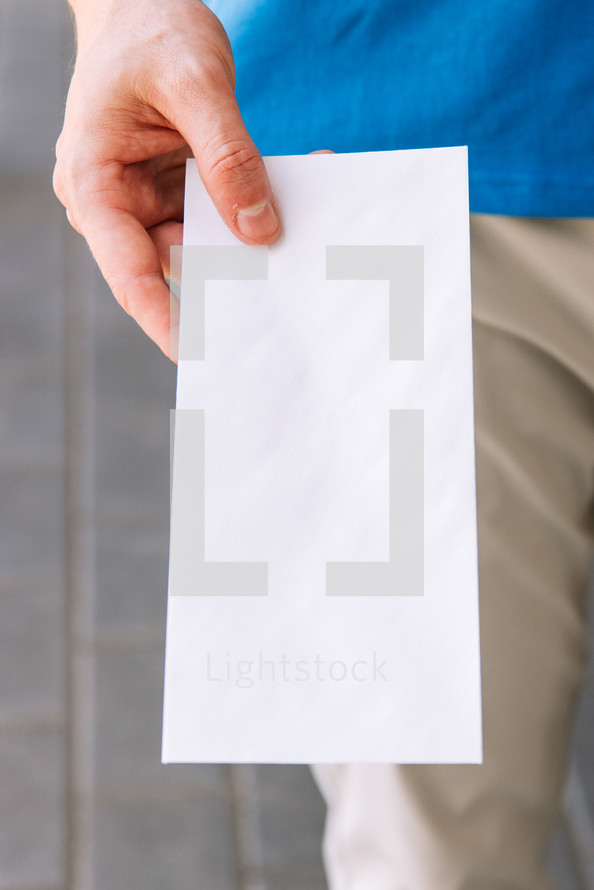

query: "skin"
xmin=54 ymin=0 xmax=282 ymax=360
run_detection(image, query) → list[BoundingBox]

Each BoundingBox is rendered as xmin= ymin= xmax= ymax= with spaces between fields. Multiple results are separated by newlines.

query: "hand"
xmin=53 ymin=0 xmax=281 ymax=359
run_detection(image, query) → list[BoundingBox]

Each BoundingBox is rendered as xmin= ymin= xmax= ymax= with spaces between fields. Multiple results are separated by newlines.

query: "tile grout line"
xmin=0 ymin=886 xmax=63 ymax=890
xmin=564 ymin=760 xmax=594 ymax=890
xmin=564 ymin=562 xmax=594 ymax=890
xmin=228 ymin=764 xmax=268 ymax=890
xmin=62 ymin=210 xmax=98 ymax=888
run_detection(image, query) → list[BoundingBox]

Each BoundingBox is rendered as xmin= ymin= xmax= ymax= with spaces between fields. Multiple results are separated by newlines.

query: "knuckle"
xmin=151 ymin=52 xmax=230 ymax=110
xmin=53 ymin=132 xmax=72 ymax=205
xmin=54 ymin=130 xmax=65 ymax=162
xmin=206 ymin=140 xmax=263 ymax=186
xmin=56 ymin=146 xmax=110 ymax=208
xmin=52 ymin=163 xmax=66 ymax=205
xmin=109 ymin=274 xmax=132 ymax=316
xmin=111 ymin=270 xmax=164 ymax=319
xmin=174 ymin=55 xmax=217 ymax=95
xmin=112 ymin=287 xmax=131 ymax=318
xmin=53 ymin=138 xmax=84 ymax=204
xmin=65 ymin=207 xmax=83 ymax=235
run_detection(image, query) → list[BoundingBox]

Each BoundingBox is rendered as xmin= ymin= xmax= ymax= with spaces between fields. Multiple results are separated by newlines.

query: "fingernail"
xmin=236 ymin=200 xmax=280 ymax=241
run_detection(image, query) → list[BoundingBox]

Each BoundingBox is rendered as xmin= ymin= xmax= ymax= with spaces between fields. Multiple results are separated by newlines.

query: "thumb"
xmin=169 ymin=76 xmax=281 ymax=244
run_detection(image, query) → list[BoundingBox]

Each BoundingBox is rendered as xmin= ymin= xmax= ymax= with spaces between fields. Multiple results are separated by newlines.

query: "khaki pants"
xmin=310 ymin=215 xmax=594 ymax=890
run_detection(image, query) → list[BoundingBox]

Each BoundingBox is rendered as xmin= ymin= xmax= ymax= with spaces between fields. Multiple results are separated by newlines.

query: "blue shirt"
xmin=209 ymin=0 xmax=594 ymax=217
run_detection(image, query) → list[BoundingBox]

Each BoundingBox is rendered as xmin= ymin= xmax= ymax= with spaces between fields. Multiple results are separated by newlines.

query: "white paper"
xmin=162 ymin=148 xmax=482 ymax=763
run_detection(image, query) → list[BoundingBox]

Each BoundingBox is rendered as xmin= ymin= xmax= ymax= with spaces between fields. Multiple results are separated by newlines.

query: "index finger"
xmin=81 ymin=202 xmax=175 ymax=359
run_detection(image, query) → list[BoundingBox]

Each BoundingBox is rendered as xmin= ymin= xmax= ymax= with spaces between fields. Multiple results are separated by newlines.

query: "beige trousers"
xmin=310 ymin=215 xmax=594 ymax=890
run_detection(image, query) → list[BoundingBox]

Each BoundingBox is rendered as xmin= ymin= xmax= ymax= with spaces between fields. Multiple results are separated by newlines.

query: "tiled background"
xmin=0 ymin=1 xmax=593 ymax=889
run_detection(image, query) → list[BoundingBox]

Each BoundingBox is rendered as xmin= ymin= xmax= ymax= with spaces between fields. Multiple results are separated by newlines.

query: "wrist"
xmin=68 ymin=0 xmax=130 ymax=51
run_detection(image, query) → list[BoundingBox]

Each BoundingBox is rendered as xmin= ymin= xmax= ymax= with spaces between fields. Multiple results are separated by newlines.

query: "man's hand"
xmin=53 ymin=0 xmax=281 ymax=359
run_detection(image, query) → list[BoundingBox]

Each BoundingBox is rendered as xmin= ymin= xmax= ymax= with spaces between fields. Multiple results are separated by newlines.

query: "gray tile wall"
xmin=0 ymin=2 xmax=592 ymax=890
xmin=0 ymin=2 xmax=328 ymax=888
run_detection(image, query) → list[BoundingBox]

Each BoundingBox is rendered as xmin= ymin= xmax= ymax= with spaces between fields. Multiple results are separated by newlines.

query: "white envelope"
xmin=162 ymin=148 xmax=482 ymax=763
